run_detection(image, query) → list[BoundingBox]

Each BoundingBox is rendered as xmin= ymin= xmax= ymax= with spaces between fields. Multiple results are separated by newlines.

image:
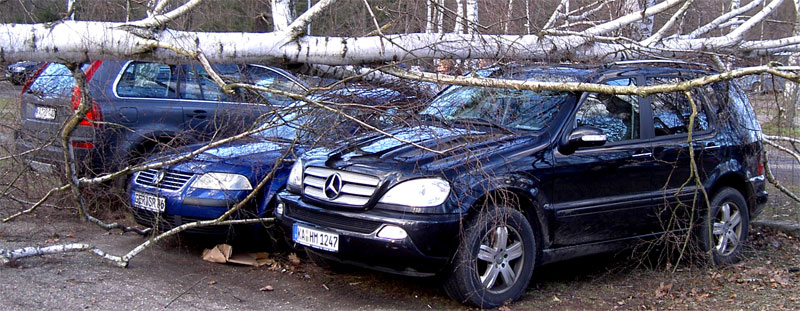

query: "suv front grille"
xmin=302 ymin=166 xmax=380 ymax=207
xmin=135 ymin=169 xmax=194 ymax=191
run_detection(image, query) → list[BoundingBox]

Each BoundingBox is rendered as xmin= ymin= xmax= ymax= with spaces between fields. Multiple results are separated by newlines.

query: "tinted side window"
xmin=116 ymin=62 xmax=176 ymax=98
xmin=576 ymin=78 xmax=640 ymax=143
xmin=181 ymin=64 xmax=252 ymax=102
xmin=245 ymin=66 xmax=306 ymax=104
xmin=648 ymin=77 xmax=708 ymax=137
xmin=28 ymin=63 xmax=76 ymax=98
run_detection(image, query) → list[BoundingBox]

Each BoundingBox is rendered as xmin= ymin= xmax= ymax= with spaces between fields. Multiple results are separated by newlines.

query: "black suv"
xmin=275 ymin=61 xmax=767 ymax=308
xmin=15 ymin=60 xmax=307 ymax=176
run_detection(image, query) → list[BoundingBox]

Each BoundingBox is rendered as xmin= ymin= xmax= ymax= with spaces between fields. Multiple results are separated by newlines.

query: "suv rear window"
xmin=28 ymin=63 xmax=89 ymax=98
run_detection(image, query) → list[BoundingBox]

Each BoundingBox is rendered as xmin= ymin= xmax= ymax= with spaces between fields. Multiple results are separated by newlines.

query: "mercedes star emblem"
xmin=323 ymin=173 xmax=343 ymax=200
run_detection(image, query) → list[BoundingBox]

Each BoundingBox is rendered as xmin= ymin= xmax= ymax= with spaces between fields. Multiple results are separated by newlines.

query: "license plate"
xmin=34 ymin=106 xmax=56 ymax=120
xmin=132 ymin=191 xmax=166 ymax=213
xmin=293 ymin=224 xmax=339 ymax=252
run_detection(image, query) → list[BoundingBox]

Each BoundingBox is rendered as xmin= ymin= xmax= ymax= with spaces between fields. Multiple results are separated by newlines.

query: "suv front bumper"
xmin=276 ymin=191 xmax=462 ymax=276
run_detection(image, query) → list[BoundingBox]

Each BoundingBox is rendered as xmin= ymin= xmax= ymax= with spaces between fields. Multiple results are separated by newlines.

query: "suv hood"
xmin=319 ymin=124 xmax=544 ymax=173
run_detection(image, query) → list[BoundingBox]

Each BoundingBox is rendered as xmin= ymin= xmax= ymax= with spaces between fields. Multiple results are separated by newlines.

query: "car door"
xmin=111 ymin=61 xmax=183 ymax=166
xmin=178 ymin=64 xmax=306 ymax=141
xmin=647 ymin=76 xmax=720 ymax=225
xmin=550 ymin=77 xmax=664 ymax=246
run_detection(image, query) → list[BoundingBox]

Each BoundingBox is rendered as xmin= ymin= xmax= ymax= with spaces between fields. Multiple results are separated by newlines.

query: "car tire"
xmin=443 ymin=206 xmax=536 ymax=308
xmin=698 ymin=187 xmax=749 ymax=266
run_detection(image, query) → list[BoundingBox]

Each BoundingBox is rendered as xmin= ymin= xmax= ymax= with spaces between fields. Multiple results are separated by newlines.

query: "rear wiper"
xmin=453 ymin=117 xmax=514 ymax=134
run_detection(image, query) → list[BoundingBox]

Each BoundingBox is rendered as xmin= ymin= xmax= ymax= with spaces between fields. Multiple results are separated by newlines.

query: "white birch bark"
xmin=454 ymin=0 xmax=464 ymax=33
xmin=505 ymin=0 xmax=515 ymax=33
xmin=0 ymin=0 xmax=793 ymax=65
xmin=271 ymin=0 xmax=295 ymax=31
xmin=437 ymin=0 xmax=445 ymax=33
xmin=779 ymin=0 xmax=800 ymax=125
xmin=426 ymin=0 xmax=434 ymax=33
xmin=466 ymin=0 xmax=478 ymax=34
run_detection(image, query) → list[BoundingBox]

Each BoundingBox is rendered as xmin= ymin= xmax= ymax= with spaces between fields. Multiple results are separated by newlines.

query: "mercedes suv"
xmin=275 ymin=61 xmax=767 ymax=308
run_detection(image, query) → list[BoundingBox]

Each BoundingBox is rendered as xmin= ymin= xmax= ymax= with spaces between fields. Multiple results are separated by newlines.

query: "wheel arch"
xmin=467 ymin=185 xmax=552 ymax=258
xmin=708 ymin=172 xmax=755 ymax=215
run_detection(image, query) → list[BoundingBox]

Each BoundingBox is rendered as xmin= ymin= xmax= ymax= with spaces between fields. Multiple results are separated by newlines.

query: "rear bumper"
xmin=749 ymin=175 xmax=768 ymax=218
xmin=276 ymin=191 xmax=461 ymax=276
xmin=14 ymin=128 xmax=97 ymax=174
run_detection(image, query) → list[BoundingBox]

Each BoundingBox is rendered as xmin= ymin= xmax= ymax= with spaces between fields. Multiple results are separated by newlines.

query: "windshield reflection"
xmin=420 ymin=85 xmax=573 ymax=131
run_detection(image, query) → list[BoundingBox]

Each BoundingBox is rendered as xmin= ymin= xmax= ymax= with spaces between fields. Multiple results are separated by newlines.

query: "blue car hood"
xmin=166 ymin=139 xmax=300 ymax=178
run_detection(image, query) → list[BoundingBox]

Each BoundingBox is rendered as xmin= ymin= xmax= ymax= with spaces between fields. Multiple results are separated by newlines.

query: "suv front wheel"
xmin=699 ymin=187 xmax=750 ymax=266
xmin=444 ymin=206 xmax=536 ymax=308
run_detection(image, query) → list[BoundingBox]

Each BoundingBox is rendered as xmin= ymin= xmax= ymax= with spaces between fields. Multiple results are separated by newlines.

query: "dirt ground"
xmin=1 ymin=80 xmax=800 ymax=310
xmin=1 ymin=203 xmax=799 ymax=310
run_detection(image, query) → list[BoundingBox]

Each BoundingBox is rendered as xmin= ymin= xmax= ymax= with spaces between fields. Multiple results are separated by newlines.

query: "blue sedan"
xmin=126 ymin=87 xmax=407 ymax=235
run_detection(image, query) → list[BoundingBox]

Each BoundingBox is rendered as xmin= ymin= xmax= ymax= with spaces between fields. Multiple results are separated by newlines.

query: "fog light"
xmin=377 ymin=225 xmax=407 ymax=240
xmin=275 ymin=203 xmax=285 ymax=216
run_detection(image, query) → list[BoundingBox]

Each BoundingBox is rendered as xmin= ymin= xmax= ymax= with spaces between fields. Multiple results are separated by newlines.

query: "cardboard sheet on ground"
xmin=202 ymin=244 xmax=274 ymax=267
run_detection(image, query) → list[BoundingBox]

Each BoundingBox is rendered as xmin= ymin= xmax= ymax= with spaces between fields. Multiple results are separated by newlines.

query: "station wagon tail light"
xmin=379 ymin=178 xmax=450 ymax=207
xmin=70 ymin=60 xmax=103 ymax=127
xmin=71 ymin=141 xmax=94 ymax=149
xmin=756 ymin=152 xmax=764 ymax=176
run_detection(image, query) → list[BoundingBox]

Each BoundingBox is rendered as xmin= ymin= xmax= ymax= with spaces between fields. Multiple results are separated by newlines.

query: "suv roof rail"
xmin=609 ymin=59 xmax=714 ymax=70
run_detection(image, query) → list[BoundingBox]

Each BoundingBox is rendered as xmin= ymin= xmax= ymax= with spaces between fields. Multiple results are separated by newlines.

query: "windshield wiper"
xmin=453 ymin=117 xmax=514 ymax=134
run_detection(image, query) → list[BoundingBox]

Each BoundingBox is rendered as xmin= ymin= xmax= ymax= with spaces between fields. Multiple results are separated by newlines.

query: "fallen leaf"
xmin=552 ymin=296 xmax=561 ymax=302
xmin=207 ymin=280 xmax=217 ymax=285
xmin=288 ymin=253 xmax=301 ymax=266
xmin=655 ymin=282 xmax=672 ymax=298
xmin=260 ymin=285 xmax=274 ymax=291
xmin=729 ymin=293 xmax=737 ymax=299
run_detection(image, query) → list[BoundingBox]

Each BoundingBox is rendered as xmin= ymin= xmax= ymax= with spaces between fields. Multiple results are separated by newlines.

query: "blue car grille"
xmin=135 ymin=169 xmax=194 ymax=191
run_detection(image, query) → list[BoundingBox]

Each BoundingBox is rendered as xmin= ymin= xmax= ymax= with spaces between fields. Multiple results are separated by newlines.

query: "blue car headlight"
xmin=378 ymin=178 xmax=450 ymax=207
xmin=191 ymin=172 xmax=252 ymax=190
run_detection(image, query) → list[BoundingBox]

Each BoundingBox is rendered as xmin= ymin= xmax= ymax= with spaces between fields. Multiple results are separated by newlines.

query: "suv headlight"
xmin=191 ymin=172 xmax=252 ymax=190
xmin=379 ymin=178 xmax=450 ymax=207
xmin=287 ymin=159 xmax=303 ymax=193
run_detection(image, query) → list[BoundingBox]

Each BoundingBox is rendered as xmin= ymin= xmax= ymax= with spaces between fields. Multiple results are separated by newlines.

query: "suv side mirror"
xmin=559 ymin=125 xmax=607 ymax=155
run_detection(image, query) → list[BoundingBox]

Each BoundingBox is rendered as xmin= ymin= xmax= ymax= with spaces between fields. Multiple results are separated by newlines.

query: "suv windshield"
xmin=420 ymin=85 xmax=573 ymax=131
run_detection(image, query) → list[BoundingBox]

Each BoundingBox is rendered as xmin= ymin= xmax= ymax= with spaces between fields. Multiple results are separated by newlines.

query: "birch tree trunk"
xmin=466 ymin=0 xmax=478 ymax=34
xmin=778 ymin=0 xmax=800 ymax=128
xmin=272 ymin=0 xmax=295 ymax=31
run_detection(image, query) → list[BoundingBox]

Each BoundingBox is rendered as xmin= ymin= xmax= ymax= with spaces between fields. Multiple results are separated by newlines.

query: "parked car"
xmin=5 ymin=61 xmax=44 ymax=85
xmin=15 ymin=60 xmax=308 ymax=178
xmin=275 ymin=61 xmax=767 ymax=308
xmin=126 ymin=86 xmax=408 ymax=235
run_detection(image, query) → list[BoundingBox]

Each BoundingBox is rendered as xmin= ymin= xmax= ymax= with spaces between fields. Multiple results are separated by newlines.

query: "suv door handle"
xmin=187 ymin=110 xmax=207 ymax=119
xmin=631 ymin=152 xmax=652 ymax=159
